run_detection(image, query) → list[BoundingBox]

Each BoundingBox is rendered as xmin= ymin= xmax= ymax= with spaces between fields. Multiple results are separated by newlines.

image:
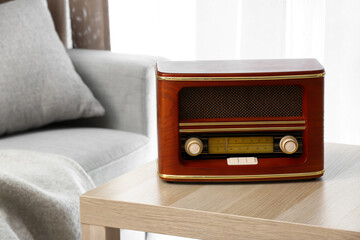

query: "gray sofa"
xmin=0 ymin=1 xmax=166 ymax=239
xmin=0 ymin=49 xmax=162 ymax=186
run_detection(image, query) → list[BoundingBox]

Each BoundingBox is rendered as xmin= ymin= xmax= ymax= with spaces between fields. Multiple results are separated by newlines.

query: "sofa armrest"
xmin=67 ymin=49 xmax=165 ymax=138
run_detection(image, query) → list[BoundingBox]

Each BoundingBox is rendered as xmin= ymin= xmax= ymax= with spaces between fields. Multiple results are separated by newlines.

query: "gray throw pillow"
xmin=0 ymin=0 xmax=105 ymax=136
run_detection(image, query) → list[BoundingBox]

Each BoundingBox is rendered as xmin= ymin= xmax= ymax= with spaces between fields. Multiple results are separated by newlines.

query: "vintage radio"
xmin=156 ymin=59 xmax=324 ymax=182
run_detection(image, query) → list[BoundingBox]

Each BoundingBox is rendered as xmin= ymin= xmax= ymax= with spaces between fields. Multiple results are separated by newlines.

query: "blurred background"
xmin=108 ymin=0 xmax=360 ymax=146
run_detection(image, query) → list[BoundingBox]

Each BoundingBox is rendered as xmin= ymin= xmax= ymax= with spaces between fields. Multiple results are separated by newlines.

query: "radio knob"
xmin=185 ymin=138 xmax=203 ymax=156
xmin=279 ymin=136 xmax=299 ymax=154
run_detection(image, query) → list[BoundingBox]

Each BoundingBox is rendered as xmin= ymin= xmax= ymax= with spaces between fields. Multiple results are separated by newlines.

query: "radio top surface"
xmin=156 ymin=59 xmax=324 ymax=77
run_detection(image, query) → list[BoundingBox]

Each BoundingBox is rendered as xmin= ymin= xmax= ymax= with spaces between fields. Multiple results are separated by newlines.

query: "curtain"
xmin=109 ymin=0 xmax=360 ymax=145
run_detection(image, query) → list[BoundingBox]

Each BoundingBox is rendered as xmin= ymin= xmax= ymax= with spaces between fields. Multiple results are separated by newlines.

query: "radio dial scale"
xmin=181 ymin=133 xmax=302 ymax=159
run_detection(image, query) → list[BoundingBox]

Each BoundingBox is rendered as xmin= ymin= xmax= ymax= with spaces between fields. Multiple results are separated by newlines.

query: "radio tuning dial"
xmin=279 ymin=136 xmax=299 ymax=154
xmin=185 ymin=138 xmax=203 ymax=156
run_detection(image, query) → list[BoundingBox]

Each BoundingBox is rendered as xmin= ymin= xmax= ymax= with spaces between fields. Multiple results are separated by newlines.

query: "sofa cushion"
xmin=0 ymin=0 xmax=104 ymax=136
xmin=0 ymin=127 xmax=152 ymax=185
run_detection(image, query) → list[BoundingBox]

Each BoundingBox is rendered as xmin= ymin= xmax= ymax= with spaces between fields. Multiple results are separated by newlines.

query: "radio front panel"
xmin=156 ymin=59 xmax=325 ymax=182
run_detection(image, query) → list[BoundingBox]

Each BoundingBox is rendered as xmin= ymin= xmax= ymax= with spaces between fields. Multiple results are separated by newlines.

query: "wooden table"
xmin=80 ymin=143 xmax=360 ymax=240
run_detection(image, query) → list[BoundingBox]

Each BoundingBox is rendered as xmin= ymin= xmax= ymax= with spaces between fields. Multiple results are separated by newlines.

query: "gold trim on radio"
xmin=179 ymin=120 xmax=306 ymax=127
xmin=179 ymin=126 xmax=306 ymax=133
xmin=159 ymin=169 xmax=325 ymax=180
xmin=157 ymin=72 xmax=325 ymax=81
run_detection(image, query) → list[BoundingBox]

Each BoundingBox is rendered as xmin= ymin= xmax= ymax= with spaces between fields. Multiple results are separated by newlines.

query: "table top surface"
xmin=81 ymin=143 xmax=360 ymax=239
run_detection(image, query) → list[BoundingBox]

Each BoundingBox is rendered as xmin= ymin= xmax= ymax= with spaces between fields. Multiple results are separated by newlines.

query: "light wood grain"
xmin=81 ymin=224 xmax=120 ymax=240
xmin=80 ymin=143 xmax=360 ymax=239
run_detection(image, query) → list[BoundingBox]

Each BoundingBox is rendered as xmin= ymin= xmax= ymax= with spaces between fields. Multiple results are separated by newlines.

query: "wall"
xmin=109 ymin=0 xmax=360 ymax=145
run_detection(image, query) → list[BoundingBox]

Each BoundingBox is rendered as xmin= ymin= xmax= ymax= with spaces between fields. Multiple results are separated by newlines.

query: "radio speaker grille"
xmin=179 ymin=85 xmax=303 ymax=120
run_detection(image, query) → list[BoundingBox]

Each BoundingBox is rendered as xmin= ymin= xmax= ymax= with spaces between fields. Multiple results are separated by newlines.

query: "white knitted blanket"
xmin=0 ymin=150 xmax=95 ymax=240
